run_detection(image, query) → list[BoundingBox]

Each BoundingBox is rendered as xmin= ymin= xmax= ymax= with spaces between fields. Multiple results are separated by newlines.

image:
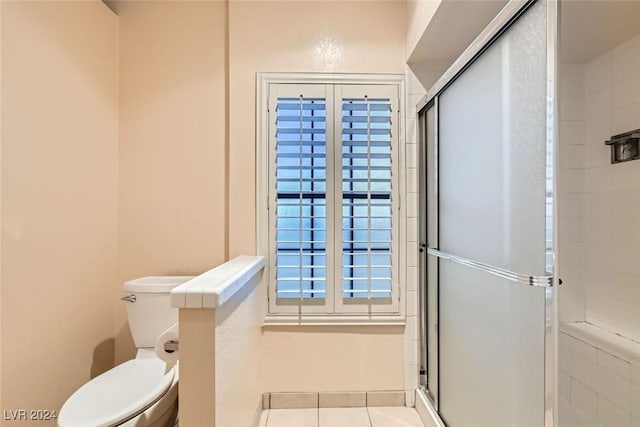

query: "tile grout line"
xmin=366 ymin=406 xmax=374 ymax=427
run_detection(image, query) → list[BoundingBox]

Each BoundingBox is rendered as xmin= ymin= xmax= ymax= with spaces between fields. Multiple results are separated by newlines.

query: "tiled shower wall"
xmin=559 ymin=63 xmax=587 ymax=323
xmin=403 ymin=65 xmax=446 ymax=404
xmin=579 ymin=35 xmax=640 ymax=341
xmin=560 ymin=34 xmax=640 ymax=341
xmin=404 ymin=67 xmax=426 ymax=406
xmin=559 ymin=34 xmax=640 ymax=348
xmin=559 ymin=327 xmax=640 ymax=427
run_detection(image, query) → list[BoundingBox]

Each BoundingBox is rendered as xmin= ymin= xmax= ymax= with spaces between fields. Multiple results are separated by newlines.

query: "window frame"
xmin=257 ymin=73 xmax=406 ymax=325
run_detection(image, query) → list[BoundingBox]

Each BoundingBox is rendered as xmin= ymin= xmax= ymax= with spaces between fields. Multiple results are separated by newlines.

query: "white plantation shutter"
xmin=268 ymin=84 xmax=335 ymax=314
xmin=341 ymin=98 xmax=393 ymax=298
xmin=268 ymin=82 xmax=399 ymax=315
xmin=334 ymin=84 xmax=399 ymax=314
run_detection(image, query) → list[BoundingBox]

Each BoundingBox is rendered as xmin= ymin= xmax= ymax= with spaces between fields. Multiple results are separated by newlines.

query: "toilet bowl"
xmin=58 ymin=276 xmax=193 ymax=427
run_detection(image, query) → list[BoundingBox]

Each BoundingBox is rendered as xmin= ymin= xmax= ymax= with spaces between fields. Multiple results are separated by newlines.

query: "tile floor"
xmin=258 ymin=407 xmax=425 ymax=427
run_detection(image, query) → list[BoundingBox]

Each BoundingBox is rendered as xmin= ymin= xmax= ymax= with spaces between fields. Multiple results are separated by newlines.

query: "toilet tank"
xmin=122 ymin=276 xmax=194 ymax=349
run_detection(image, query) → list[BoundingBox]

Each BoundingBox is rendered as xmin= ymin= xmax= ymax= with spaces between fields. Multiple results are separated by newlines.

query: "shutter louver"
xmin=275 ymin=97 xmax=327 ymax=299
xmin=341 ymin=97 xmax=393 ymax=299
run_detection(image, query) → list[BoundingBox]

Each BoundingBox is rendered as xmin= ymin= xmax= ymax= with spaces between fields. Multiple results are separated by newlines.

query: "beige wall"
xmin=0 ymin=0 xmax=4 ymax=416
xmin=214 ymin=272 xmax=263 ymax=426
xmin=1 ymin=1 xmax=118 ymax=424
xmin=1 ymin=0 xmax=410 ymax=417
xmin=262 ymin=326 xmax=405 ymax=392
xmin=115 ymin=0 xmax=228 ymax=363
xmin=228 ymin=0 xmax=407 ymax=392
xmin=178 ymin=269 xmax=263 ymax=427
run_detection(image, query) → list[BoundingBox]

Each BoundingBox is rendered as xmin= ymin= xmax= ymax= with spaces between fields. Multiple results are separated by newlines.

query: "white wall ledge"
xmin=561 ymin=321 xmax=640 ymax=364
xmin=170 ymin=255 xmax=265 ymax=309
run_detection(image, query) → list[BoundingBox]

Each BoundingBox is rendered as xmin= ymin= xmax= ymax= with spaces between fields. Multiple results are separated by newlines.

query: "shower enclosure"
xmin=416 ymin=0 xmax=559 ymax=426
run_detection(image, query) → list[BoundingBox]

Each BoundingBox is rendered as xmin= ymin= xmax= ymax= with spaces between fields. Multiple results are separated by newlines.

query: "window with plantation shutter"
xmin=274 ymin=92 xmax=329 ymax=301
xmin=263 ymin=77 xmax=401 ymax=318
xmin=339 ymin=94 xmax=394 ymax=307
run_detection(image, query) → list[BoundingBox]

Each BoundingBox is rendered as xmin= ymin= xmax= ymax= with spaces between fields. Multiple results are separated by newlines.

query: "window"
xmin=258 ymin=75 xmax=403 ymax=320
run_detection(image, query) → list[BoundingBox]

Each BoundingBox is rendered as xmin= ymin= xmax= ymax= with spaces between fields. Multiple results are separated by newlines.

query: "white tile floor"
xmin=258 ymin=407 xmax=425 ymax=427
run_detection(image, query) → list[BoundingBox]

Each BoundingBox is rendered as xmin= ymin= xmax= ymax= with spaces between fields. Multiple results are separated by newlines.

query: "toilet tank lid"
xmin=124 ymin=276 xmax=194 ymax=293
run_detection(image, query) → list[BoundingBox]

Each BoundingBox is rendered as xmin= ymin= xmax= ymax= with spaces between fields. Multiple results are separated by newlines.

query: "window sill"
xmin=263 ymin=314 xmax=405 ymax=327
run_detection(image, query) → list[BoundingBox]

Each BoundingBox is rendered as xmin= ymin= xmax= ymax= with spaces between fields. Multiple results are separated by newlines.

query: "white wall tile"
xmin=571 ymin=337 xmax=598 ymax=362
xmin=611 ymin=190 xmax=640 ymax=219
xmin=586 ymin=87 xmax=611 ymax=119
xmin=405 ymin=314 xmax=417 ymax=342
xmin=611 ymin=273 xmax=640 ymax=305
xmin=571 ymin=351 xmax=598 ymax=390
xmin=404 ymin=340 xmax=418 ymax=367
xmin=561 ymin=64 xmax=586 ymax=98
xmin=407 ymin=168 xmax=418 ymax=194
xmin=586 ymin=292 xmax=612 ymax=326
xmin=599 ymin=350 xmax=632 ymax=379
xmin=406 ymin=217 xmax=418 ymax=243
xmin=612 ymin=40 xmax=640 ymax=83
xmin=406 ymin=94 xmax=424 ymax=118
xmin=632 ymin=383 xmax=640 ymax=418
xmin=571 ymin=378 xmax=598 ymax=419
xmin=585 ymin=113 xmax=612 ymax=146
xmin=560 ymin=344 xmax=572 ymax=370
xmin=559 ymin=218 xmax=585 ymax=244
xmin=611 ymin=246 xmax=640 ymax=276
xmin=631 ymin=361 xmax=640 ymax=386
xmin=405 ymin=365 xmax=419 ymax=394
xmin=406 ymin=291 xmax=418 ymax=317
xmin=611 ymin=104 xmax=640 ymax=135
xmin=597 ymin=365 xmax=631 ymax=411
xmin=609 ymin=301 xmax=638 ymax=341
xmin=560 ymin=144 xmax=586 ymax=170
xmin=407 ymin=193 xmax=418 ymax=218
xmin=559 ymin=193 xmax=584 ymax=219
xmin=560 ymin=120 xmax=586 ymax=146
xmin=586 ymin=51 xmax=612 ymax=94
xmin=611 ymin=76 xmax=640 ymax=109
xmin=406 ymin=118 xmax=417 ymax=144
xmin=561 ymin=169 xmax=585 ymax=193
xmin=612 ymin=161 xmax=640 ymax=191
xmin=560 ymin=371 xmax=571 ymax=400
xmin=597 ymin=395 xmax=631 ymax=427
xmin=406 ymin=266 xmax=417 ymax=292
xmin=406 ymin=143 xmax=417 ymax=168
xmin=562 ymin=95 xmax=586 ymax=121
xmin=585 ymin=166 xmax=611 ymax=193
xmin=406 ymin=242 xmax=418 ymax=268
xmin=584 ymin=192 xmax=613 ymax=219
xmin=560 ymin=242 xmax=585 ymax=268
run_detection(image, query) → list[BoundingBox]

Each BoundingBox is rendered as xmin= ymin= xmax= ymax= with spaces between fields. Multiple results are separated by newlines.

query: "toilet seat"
xmin=58 ymin=358 xmax=175 ymax=427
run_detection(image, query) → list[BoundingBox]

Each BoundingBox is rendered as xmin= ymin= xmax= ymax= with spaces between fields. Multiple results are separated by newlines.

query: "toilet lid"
xmin=58 ymin=358 xmax=175 ymax=427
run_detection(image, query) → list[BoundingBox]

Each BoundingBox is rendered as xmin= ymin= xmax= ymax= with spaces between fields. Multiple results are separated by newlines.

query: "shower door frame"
xmin=416 ymin=0 xmax=559 ymax=426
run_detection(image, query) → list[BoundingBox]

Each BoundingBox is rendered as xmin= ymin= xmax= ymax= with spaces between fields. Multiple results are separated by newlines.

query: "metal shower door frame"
xmin=416 ymin=0 xmax=559 ymax=426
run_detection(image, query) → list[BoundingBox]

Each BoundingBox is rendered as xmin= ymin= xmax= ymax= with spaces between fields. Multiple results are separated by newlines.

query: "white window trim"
xmin=256 ymin=72 xmax=407 ymax=326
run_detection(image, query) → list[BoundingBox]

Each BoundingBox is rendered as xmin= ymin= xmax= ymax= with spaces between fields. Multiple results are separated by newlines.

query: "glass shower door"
xmin=418 ymin=0 xmax=558 ymax=426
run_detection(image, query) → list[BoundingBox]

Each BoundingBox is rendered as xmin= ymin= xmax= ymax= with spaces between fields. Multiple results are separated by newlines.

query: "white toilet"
xmin=58 ymin=276 xmax=193 ymax=427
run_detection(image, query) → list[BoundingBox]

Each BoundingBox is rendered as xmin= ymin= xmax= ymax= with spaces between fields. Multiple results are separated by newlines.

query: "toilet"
xmin=58 ymin=276 xmax=194 ymax=427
